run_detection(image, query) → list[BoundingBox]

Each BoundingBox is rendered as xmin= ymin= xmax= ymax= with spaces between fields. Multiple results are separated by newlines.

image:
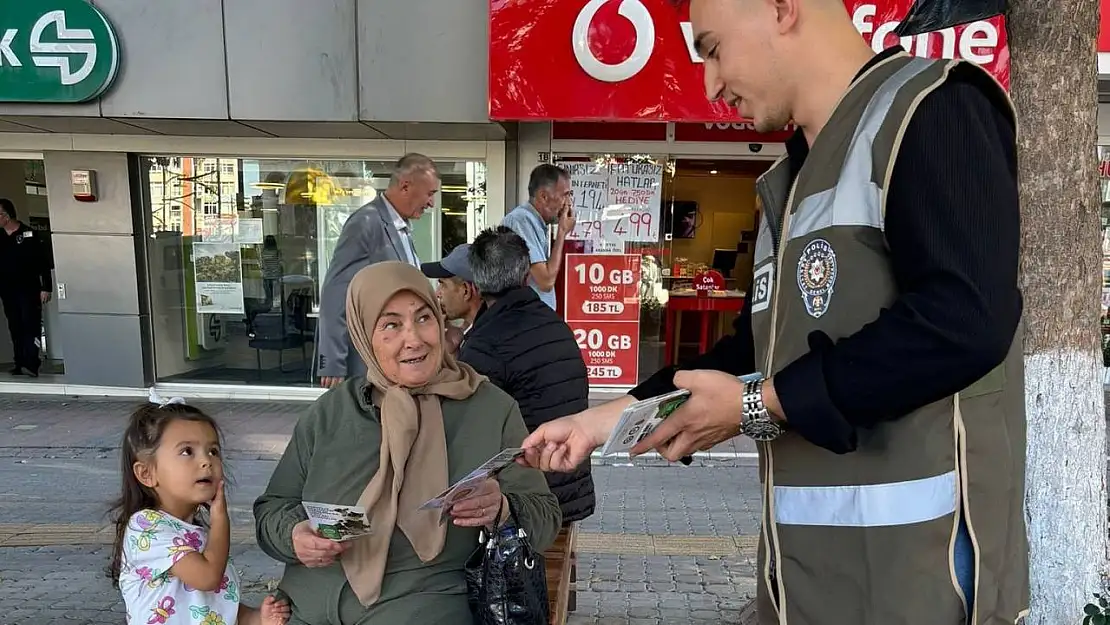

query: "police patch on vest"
xmin=750 ymin=262 xmax=774 ymax=313
xmin=797 ymin=238 xmax=837 ymax=318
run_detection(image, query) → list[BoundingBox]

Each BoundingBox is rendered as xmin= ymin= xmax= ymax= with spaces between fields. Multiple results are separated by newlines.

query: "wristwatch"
xmin=739 ymin=373 xmax=786 ymax=442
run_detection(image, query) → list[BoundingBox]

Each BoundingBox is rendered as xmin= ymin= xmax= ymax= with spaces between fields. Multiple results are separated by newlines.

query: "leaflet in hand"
xmin=302 ymin=502 xmax=373 ymax=542
xmin=599 ymin=390 xmax=691 ymax=456
xmin=419 ymin=448 xmax=525 ymax=512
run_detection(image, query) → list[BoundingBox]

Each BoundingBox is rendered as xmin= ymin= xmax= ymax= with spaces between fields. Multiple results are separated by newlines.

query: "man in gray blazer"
xmin=316 ymin=153 xmax=440 ymax=388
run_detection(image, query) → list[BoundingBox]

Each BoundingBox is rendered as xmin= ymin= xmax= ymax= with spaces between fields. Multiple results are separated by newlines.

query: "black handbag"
xmin=464 ymin=502 xmax=549 ymax=625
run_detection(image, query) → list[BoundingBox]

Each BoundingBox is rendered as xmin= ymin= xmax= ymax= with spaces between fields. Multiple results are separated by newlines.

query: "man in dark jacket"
xmin=460 ymin=225 xmax=591 ymax=617
xmin=0 ymin=198 xmax=51 ymax=377
xmin=460 ymin=226 xmax=594 ymax=522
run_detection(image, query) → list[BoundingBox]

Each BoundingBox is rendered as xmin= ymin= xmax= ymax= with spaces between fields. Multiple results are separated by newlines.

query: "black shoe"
xmin=24 ymin=369 xmax=38 ymax=378
xmin=9 ymin=366 xmax=23 ymax=376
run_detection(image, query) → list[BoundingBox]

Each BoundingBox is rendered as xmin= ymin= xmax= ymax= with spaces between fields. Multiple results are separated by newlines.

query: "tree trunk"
xmin=1007 ymin=1 xmax=1106 ymax=623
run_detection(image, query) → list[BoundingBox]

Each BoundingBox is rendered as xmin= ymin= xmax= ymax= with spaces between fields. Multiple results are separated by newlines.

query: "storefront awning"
xmin=0 ymin=116 xmax=510 ymax=140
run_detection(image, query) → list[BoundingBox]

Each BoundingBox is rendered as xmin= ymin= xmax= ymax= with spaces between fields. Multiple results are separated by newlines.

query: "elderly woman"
xmin=254 ymin=261 xmax=562 ymax=624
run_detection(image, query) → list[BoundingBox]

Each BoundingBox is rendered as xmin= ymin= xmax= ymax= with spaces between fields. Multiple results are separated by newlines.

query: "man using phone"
xmin=501 ymin=164 xmax=575 ymax=310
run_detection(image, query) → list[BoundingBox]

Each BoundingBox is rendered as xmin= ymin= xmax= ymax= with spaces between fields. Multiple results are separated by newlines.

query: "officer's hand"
xmin=40 ymin=291 xmax=50 ymax=304
xmin=319 ymin=376 xmax=343 ymax=389
xmin=631 ymin=370 xmax=746 ymax=461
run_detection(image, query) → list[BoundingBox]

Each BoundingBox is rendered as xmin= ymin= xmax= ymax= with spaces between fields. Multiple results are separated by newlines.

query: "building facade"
xmin=0 ymin=0 xmax=1105 ymax=399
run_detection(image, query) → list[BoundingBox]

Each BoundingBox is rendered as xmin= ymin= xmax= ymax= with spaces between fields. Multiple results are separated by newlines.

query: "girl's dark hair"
xmin=106 ymin=402 xmax=222 ymax=588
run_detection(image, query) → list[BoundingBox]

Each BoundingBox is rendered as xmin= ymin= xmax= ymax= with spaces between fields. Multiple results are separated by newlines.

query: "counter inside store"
xmin=650 ymin=251 xmax=746 ymax=365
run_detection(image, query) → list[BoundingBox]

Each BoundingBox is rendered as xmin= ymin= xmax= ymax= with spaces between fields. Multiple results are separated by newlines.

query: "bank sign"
xmin=0 ymin=1 xmax=120 ymax=103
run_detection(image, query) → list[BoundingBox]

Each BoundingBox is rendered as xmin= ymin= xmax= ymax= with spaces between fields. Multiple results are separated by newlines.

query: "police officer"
xmin=0 ymin=198 xmax=51 ymax=377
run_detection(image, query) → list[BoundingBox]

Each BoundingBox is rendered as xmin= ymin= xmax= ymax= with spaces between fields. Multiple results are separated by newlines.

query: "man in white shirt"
xmin=502 ymin=164 xmax=575 ymax=310
xmin=316 ymin=153 xmax=440 ymax=387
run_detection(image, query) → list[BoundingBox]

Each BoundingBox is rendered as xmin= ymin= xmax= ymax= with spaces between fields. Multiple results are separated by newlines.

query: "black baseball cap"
xmin=420 ymin=244 xmax=474 ymax=282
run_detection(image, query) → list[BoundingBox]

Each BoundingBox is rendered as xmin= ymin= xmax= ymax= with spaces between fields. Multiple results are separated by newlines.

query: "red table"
xmin=663 ymin=292 xmax=746 ymax=366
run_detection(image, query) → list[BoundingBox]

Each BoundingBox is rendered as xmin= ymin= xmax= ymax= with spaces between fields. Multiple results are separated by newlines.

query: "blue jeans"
xmin=954 ymin=514 xmax=975 ymax=615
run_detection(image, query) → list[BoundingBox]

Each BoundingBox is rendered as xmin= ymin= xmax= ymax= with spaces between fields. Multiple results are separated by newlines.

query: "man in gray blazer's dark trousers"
xmin=315 ymin=153 xmax=440 ymax=387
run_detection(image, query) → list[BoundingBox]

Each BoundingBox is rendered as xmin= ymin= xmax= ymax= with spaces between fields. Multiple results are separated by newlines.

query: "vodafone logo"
xmin=570 ymin=1 xmax=1003 ymax=85
xmin=573 ymin=0 xmax=655 ymax=82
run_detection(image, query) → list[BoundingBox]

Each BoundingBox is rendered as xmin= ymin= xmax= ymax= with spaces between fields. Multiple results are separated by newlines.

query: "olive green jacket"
xmin=254 ymin=378 xmax=562 ymax=625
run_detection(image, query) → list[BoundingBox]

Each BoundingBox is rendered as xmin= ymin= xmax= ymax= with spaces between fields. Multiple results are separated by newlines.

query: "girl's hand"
xmin=291 ymin=520 xmax=349 ymax=568
xmin=448 ymin=479 xmax=507 ymax=528
xmin=209 ymin=480 xmax=228 ymax=520
xmin=260 ymin=595 xmax=291 ymax=624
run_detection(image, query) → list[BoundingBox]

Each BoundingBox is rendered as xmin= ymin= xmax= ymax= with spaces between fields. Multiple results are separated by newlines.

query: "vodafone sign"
xmin=489 ymin=0 xmax=1009 ymax=122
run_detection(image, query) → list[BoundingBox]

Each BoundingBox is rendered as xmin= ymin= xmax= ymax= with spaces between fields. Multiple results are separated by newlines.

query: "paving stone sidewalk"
xmin=0 ymin=392 xmax=766 ymax=624
xmin=0 ymin=464 xmax=764 ymax=625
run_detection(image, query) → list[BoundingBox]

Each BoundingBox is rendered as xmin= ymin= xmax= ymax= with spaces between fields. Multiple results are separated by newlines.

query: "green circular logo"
xmin=0 ymin=1 xmax=120 ymax=103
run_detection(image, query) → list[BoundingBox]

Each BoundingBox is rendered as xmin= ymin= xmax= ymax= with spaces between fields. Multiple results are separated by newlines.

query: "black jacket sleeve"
xmin=772 ymin=77 xmax=1022 ymax=454
xmin=629 ymin=289 xmax=756 ymax=400
xmin=35 ymin=233 xmax=51 ymax=292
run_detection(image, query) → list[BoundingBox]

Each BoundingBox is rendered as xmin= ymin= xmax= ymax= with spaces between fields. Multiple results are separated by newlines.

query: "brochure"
xmin=302 ymin=502 xmax=372 ymax=542
xmin=599 ymin=389 xmax=691 ymax=456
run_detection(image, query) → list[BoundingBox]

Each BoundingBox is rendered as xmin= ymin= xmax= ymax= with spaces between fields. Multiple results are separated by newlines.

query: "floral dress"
xmin=120 ymin=509 xmax=241 ymax=625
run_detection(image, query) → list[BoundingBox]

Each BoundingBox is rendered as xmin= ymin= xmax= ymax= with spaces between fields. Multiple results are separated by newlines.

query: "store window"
xmin=142 ymin=156 xmax=487 ymax=387
xmin=551 ymin=153 xmax=769 ymax=387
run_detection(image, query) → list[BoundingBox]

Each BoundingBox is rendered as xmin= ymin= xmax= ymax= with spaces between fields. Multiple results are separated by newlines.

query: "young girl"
xmin=109 ymin=392 xmax=290 ymax=625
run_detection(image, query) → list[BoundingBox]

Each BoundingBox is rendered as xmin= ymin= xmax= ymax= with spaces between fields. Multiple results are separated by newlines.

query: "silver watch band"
xmin=739 ymin=373 xmax=785 ymax=441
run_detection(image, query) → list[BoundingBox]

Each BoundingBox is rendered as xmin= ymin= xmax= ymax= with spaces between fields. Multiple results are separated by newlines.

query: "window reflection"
xmin=142 ymin=156 xmax=486 ymax=387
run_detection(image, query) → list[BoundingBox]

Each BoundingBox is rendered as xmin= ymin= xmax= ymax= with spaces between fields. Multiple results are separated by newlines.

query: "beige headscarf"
xmin=340 ymin=261 xmax=485 ymax=606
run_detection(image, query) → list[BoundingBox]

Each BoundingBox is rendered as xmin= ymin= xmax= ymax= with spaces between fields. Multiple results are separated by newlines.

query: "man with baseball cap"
xmin=421 ymin=244 xmax=484 ymax=340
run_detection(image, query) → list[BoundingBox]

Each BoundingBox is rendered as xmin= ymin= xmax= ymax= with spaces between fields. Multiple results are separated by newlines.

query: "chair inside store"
xmin=247 ymin=291 xmax=311 ymax=379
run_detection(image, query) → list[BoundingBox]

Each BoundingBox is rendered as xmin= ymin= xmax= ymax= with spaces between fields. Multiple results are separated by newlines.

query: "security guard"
xmin=0 ymin=198 xmax=52 ymax=377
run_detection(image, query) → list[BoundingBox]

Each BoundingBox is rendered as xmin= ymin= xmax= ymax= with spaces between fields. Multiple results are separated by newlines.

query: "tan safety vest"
xmin=750 ymin=52 xmax=1028 ymax=625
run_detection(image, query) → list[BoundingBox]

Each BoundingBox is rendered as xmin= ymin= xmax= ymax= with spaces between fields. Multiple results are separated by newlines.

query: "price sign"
xmin=564 ymin=254 xmax=641 ymax=323
xmin=556 ymin=160 xmax=662 ymax=246
xmin=564 ymin=254 xmax=642 ymax=386
xmin=566 ymin=321 xmax=639 ymax=386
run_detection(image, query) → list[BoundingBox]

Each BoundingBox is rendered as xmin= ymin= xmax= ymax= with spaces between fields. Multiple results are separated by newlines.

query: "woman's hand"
xmin=448 ymin=479 xmax=507 ymax=528
xmin=291 ymin=520 xmax=350 ymax=568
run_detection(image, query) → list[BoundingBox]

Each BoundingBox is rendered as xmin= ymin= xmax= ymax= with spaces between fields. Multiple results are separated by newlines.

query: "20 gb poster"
xmin=564 ymin=254 xmax=641 ymax=386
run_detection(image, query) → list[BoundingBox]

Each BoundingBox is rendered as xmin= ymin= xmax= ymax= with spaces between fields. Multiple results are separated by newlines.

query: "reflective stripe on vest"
xmin=774 ymin=470 xmax=958 ymax=527
xmin=787 ymin=57 xmax=932 ymax=242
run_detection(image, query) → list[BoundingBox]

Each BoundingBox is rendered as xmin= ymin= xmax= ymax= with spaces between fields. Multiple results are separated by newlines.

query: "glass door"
xmin=0 ymin=157 xmax=63 ymax=378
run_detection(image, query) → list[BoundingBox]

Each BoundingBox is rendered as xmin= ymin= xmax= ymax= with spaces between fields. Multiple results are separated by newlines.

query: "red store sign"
xmin=1101 ymin=0 xmax=1110 ymax=53
xmin=694 ymin=270 xmax=726 ymax=297
xmin=564 ymin=254 xmax=641 ymax=386
xmin=489 ymin=0 xmax=1009 ymax=122
xmin=673 ymin=122 xmax=797 ymax=143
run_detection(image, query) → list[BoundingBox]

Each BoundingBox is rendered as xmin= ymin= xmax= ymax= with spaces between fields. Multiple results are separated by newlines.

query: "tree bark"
xmin=1007 ymin=0 xmax=1106 ymax=622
